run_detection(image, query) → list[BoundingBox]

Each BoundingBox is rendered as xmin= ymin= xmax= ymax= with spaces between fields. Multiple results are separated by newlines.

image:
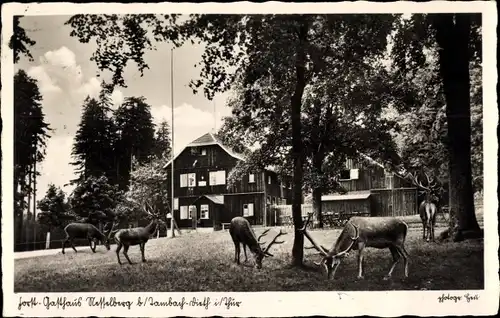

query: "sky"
xmin=15 ymin=15 xmax=233 ymax=203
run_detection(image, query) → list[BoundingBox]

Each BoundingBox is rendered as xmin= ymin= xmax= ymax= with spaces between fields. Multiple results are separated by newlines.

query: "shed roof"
xmin=193 ymin=194 xmax=225 ymax=205
xmin=322 ymin=191 xmax=371 ymax=201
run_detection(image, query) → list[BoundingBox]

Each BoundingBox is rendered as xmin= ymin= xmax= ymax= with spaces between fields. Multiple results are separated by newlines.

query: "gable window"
xmin=188 ymin=173 xmax=196 ymax=187
xmin=200 ymin=204 xmax=209 ymax=219
xmin=201 ymin=148 xmax=207 ymax=156
xmin=209 ymin=170 xmax=226 ymax=185
xmin=180 ymin=174 xmax=188 ymax=187
xmin=180 ymin=206 xmax=188 ymax=219
xmin=248 ymin=173 xmax=255 ymax=183
xmin=339 ymin=169 xmax=359 ymax=181
xmin=243 ymin=203 xmax=254 ymax=217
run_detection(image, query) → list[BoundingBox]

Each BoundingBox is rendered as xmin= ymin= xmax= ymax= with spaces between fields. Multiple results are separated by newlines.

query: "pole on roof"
xmin=170 ymin=47 xmax=176 ymax=238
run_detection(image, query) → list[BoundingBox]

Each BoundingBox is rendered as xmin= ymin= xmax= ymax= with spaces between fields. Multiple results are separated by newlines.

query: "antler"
xmin=106 ymin=221 xmax=119 ymax=239
xmin=331 ymin=222 xmax=359 ymax=258
xmin=257 ymin=228 xmax=271 ymax=245
xmin=263 ymin=229 xmax=287 ymax=256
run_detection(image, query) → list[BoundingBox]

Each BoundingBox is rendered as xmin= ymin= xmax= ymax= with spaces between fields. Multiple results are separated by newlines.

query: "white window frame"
xmin=350 ymin=168 xmax=359 ymax=180
xmin=243 ymin=203 xmax=254 ymax=217
xmin=180 ymin=174 xmax=188 ymax=188
xmin=180 ymin=206 xmax=188 ymax=219
xmin=209 ymin=170 xmax=226 ymax=185
xmin=268 ymin=175 xmax=272 ymax=184
xmin=188 ymin=173 xmax=196 ymax=187
xmin=174 ymin=198 xmax=179 ymax=210
xmin=200 ymin=204 xmax=209 ymax=219
xmin=201 ymin=148 xmax=207 ymax=156
xmin=248 ymin=173 xmax=255 ymax=183
xmin=189 ymin=205 xmax=197 ymax=219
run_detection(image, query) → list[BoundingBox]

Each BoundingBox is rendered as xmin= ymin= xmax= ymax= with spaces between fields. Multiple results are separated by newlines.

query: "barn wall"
xmin=223 ymin=194 xmax=265 ymax=226
xmin=370 ymin=188 xmax=418 ymax=217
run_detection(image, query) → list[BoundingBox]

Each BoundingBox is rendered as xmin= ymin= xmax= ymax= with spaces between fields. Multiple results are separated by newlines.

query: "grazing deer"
xmin=409 ymin=172 xmax=440 ymax=242
xmin=112 ymin=203 xmax=161 ymax=265
xmin=61 ymin=221 xmax=112 ymax=254
xmin=229 ymin=216 xmax=287 ymax=269
xmin=300 ymin=214 xmax=409 ymax=280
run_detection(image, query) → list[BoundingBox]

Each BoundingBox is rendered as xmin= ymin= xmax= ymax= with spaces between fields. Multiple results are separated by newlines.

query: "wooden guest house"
xmin=320 ymin=155 xmax=418 ymax=218
xmin=163 ymin=132 xmax=293 ymax=231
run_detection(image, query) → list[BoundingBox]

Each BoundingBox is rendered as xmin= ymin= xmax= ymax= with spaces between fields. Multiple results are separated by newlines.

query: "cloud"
xmin=36 ymin=135 xmax=76 ymax=200
xmin=150 ymin=102 xmax=232 ymax=154
xmin=27 ymin=46 xmax=123 ymax=136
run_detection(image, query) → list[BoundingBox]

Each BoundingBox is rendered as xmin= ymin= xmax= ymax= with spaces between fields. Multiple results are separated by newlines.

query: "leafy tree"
xmin=153 ymin=120 xmax=172 ymax=159
xmin=69 ymin=175 xmax=123 ymax=227
xmin=113 ymin=96 xmax=156 ymax=189
xmin=37 ymin=184 xmax=74 ymax=232
xmin=124 ymin=155 xmax=171 ymax=229
xmin=218 ymin=57 xmax=400 ymax=228
xmin=9 ymin=16 xmax=36 ymax=63
xmin=14 ymin=69 xmax=51 ymax=247
xmin=390 ymin=13 xmax=482 ymax=240
xmin=65 ymin=13 xmax=397 ymax=266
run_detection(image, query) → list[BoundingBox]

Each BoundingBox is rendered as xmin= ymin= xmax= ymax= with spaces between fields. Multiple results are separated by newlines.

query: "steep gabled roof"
xmin=162 ymin=132 xmax=245 ymax=169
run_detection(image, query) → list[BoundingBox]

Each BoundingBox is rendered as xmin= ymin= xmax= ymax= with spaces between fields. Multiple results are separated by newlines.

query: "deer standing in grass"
xmin=112 ymin=203 xmax=161 ymax=265
xmin=300 ymin=213 xmax=409 ymax=280
xmin=229 ymin=216 xmax=287 ymax=269
xmin=409 ymin=172 xmax=440 ymax=242
xmin=61 ymin=213 xmax=112 ymax=254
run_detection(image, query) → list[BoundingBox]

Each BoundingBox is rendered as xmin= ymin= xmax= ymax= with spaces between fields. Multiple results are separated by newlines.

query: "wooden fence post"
xmin=45 ymin=231 xmax=51 ymax=249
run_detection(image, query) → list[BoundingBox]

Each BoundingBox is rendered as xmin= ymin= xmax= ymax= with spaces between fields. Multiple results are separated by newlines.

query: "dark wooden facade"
xmin=323 ymin=156 xmax=419 ymax=217
xmin=164 ymin=133 xmax=293 ymax=229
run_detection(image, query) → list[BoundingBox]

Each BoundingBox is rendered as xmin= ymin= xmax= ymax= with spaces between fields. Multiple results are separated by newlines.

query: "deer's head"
xmin=409 ymin=171 xmax=441 ymax=203
xmin=316 ymin=222 xmax=360 ymax=278
xmin=254 ymin=228 xmax=287 ymax=269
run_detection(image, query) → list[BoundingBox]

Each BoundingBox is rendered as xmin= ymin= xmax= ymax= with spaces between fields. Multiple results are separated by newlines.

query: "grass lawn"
xmin=15 ymin=217 xmax=484 ymax=292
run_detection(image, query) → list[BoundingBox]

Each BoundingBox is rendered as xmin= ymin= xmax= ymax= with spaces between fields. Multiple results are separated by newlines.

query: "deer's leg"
xmin=422 ymin=222 xmax=426 ymax=240
xmin=116 ymin=243 xmax=123 ymax=265
xmin=395 ymin=244 xmax=410 ymax=278
xmin=357 ymin=243 xmax=365 ymax=279
xmin=123 ymin=245 xmax=133 ymax=265
xmin=70 ymin=239 xmax=78 ymax=253
xmin=384 ymin=246 xmax=401 ymax=280
xmin=234 ymin=242 xmax=241 ymax=264
xmin=62 ymin=238 xmax=69 ymax=254
xmin=243 ymin=244 xmax=248 ymax=262
xmin=140 ymin=243 xmax=146 ymax=262
xmin=89 ymin=238 xmax=96 ymax=253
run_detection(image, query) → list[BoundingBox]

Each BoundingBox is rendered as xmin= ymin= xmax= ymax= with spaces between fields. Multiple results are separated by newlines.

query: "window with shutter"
xmin=180 ymin=174 xmax=188 ymax=187
xmin=180 ymin=206 xmax=188 ymax=219
xmin=188 ymin=173 xmax=196 ymax=187
xmin=200 ymin=205 xmax=209 ymax=219
xmin=209 ymin=171 xmax=217 ymax=185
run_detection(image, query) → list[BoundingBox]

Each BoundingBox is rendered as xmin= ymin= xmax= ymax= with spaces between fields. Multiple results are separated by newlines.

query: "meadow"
xmin=15 ymin=213 xmax=484 ymax=292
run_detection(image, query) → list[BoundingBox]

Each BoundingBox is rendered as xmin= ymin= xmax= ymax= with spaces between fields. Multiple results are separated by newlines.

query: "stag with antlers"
xmin=408 ymin=171 xmax=440 ymax=242
xmin=229 ymin=216 xmax=287 ymax=269
xmin=300 ymin=213 xmax=410 ymax=280
xmin=111 ymin=202 xmax=162 ymax=265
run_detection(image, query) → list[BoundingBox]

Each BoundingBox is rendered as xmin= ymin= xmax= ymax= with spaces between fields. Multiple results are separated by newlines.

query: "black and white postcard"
xmin=2 ymin=1 xmax=498 ymax=317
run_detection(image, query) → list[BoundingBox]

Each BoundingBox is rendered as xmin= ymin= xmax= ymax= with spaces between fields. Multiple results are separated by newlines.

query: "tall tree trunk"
xmin=433 ymin=13 xmax=481 ymax=241
xmin=312 ymin=187 xmax=323 ymax=228
xmin=312 ymin=153 xmax=325 ymax=228
xmin=291 ymin=19 xmax=309 ymax=267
